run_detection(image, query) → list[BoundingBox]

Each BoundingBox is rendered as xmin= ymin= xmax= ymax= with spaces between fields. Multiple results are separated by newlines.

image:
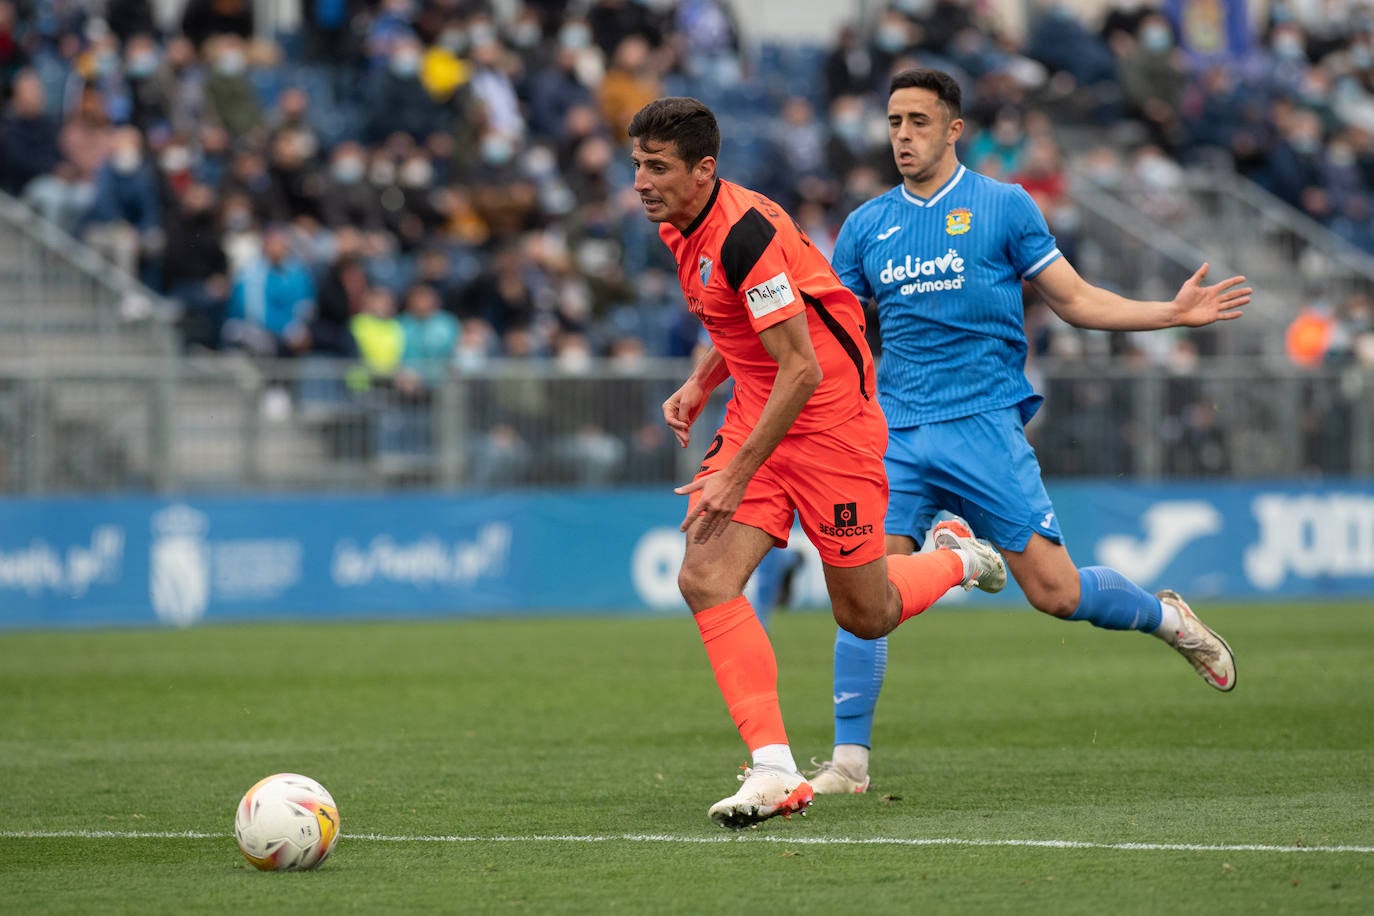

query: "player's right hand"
xmin=663 ymin=383 xmax=705 ymax=448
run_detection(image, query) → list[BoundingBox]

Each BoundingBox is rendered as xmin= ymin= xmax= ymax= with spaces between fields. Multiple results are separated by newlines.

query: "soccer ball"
xmin=234 ymin=773 xmax=340 ymax=871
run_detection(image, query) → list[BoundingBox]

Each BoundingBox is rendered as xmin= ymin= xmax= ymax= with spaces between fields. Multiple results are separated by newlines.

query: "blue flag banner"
xmin=1167 ymin=0 xmax=1252 ymax=61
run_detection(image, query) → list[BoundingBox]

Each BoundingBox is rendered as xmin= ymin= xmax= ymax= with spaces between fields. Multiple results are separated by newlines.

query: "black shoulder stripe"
xmin=803 ymin=291 xmax=870 ymax=401
xmin=721 ymin=208 xmax=777 ymax=292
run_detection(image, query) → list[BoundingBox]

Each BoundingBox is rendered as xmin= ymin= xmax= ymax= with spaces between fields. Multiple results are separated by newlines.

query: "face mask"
xmin=876 ymin=26 xmax=907 ymax=54
xmin=1350 ymin=46 xmax=1373 ymax=70
xmin=559 ymin=25 xmax=591 ymax=50
xmin=160 ymin=146 xmax=191 ymax=173
xmin=370 ymin=161 xmax=396 ymax=185
xmin=1141 ymin=25 xmax=1172 ymax=52
xmin=1290 ymin=135 xmax=1320 ymax=155
xmin=1329 ymin=146 xmax=1356 ymax=168
xmin=226 ymin=210 xmax=252 ymax=231
xmin=400 ymin=160 xmax=433 ymax=187
xmin=216 ymin=51 xmax=246 ymax=76
xmin=512 ymin=22 xmax=542 ymax=49
xmin=112 ymin=149 xmax=142 ymax=174
xmin=96 ymin=50 xmax=119 ymax=76
xmin=468 ymin=24 xmax=497 ymax=48
xmin=390 ymin=51 xmax=420 ymax=76
xmin=439 ymin=30 xmax=466 ymax=54
xmin=126 ymin=52 xmax=158 ymax=78
xmin=1273 ymin=35 xmax=1305 ymax=61
xmin=481 ymin=136 xmax=513 ymax=165
xmin=332 ymin=158 xmax=365 ymax=184
xmin=833 ymin=114 xmax=864 ymax=141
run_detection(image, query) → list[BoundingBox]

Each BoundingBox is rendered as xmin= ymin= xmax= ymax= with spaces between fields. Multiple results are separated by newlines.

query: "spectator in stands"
xmin=1024 ymin=0 xmax=1119 ymax=117
xmin=203 ymin=33 xmax=261 ymax=139
xmin=965 ymin=105 xmax=1029 ymax=177
xmin=453 ymin=239 xmax=542 ymax=345
xmin=1 ymin=69 xmax=61 ymax=196
xmin=319 ymin=140 xmax=385 ymax=233
xmin=397 ymin=281 xmax=458 ymax=391
xmin=1286 ymin=297 xmax=1335 ymax=367
xmin=769 ymin=95 xmax=833 ymax=208
xmin=363 ymin=32 xmax=446 ymax=144
xmin=154 ymin=36 xmax=208 ymax=138
xmin=348 ymin=283 xmax=404 ymax=387
xmin=467 ymin=127 xmax=539 ymax=241
xmin=161 ymin=181 xmax=230 ymax=350
xmin=263 ymin=127 xmax=323 ymax=224
xmin=825 ymin=24 xmax=880 ymax=101
xmin=466 ymin=24 xmax=526 ymax=145
xmin=826 ymin=93 xmax=884 ymax=179
xmin=1262 ymin=105 xmax=1326 ymax=212
xmin=224 ymin=224 xmax=316 ymax=357
xmin=673 ymin=0 xmax=742 ymax=85
xmin=310 ymin=231 xmax=367 ymax=357
xmin=597 ymin=34 xmax=661 ymax=142
xmin=79 ymin=124 xmax=163 ymax=285
xmin=1115 ymin=12 xmax=1189 ymax=155
xmin=123 ymin=32 xmax=170 ymax=133
xmin=526 ymin=41 xmax=598 ymax=145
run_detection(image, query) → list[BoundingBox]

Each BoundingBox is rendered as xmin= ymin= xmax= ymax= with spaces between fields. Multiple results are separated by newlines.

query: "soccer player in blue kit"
xmin=806 ymin=68 xmax=1253 ymax=794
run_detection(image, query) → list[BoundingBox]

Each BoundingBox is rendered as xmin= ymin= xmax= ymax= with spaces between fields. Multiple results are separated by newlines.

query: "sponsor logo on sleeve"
xmin=744 ymin=271 xmax=796 ymax=319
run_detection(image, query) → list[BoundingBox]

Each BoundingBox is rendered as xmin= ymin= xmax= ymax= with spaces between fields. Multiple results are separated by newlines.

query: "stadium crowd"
xmin=0 ymin=0 xmax=1372 ymax=479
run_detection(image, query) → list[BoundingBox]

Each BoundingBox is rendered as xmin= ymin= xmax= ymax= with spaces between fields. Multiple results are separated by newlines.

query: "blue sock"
xmin=1068 ymin=567 xmax=1163 ymax=632
xmin=749 ymin=548 xmax=790 ymax=630
xmin=833 ymin=627 xmax=887 ymax=748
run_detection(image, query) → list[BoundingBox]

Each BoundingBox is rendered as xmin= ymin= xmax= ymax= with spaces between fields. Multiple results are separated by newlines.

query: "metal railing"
xmin=1 ymin=356 xmax=1369 ymax=494
xmin=0 ymin=194 xmax=180 ymax=361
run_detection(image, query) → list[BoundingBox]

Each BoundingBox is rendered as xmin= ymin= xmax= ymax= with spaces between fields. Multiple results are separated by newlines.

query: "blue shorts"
xmin=884 ymin=406 xmax=1063 ymax=552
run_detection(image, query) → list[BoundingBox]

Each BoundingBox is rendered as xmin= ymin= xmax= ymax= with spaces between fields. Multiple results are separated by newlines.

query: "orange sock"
xmin=887 ymin=550 xmax=966 ymax=624
xmin=693 ymin=596 xmax=788 ymax=751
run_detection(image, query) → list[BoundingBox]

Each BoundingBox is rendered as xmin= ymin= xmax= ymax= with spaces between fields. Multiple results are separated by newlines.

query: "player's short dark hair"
xmin=889 ymin=68 xmax=963 ymax=120
xmin=627 ymin=97 xmax=721 ymax=168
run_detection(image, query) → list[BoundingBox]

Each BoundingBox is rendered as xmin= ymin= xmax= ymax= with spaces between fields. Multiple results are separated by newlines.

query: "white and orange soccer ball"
xmin=234 ymin=773 xmax=340 ymax=871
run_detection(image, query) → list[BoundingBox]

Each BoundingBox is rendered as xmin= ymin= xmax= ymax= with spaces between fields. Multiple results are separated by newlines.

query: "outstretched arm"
xmin=1029 ymin=258 xmax=1252 ymax=332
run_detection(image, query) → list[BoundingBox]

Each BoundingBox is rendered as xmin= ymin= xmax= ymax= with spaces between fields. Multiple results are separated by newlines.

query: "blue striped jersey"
xmin=831 ymin=165 xmax=1061 ymax=428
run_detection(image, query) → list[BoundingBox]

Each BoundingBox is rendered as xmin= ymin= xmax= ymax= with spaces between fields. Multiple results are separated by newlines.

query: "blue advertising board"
xmin=1 ymin=481 xmax=1372 ymax=629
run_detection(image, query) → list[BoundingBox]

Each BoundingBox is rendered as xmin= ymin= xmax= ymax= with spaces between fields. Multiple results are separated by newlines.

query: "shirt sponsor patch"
xmin=743 ymin=271 xmax=796 ymax=319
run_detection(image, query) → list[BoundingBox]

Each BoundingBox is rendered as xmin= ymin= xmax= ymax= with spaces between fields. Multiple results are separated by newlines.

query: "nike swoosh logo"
xmin=834 ymin=691 xmax=861 ymax=705
xmin=876 ymin=225 xmax=901 ymax=240
xmin=838 ymin=541 xmax=867 ymax=557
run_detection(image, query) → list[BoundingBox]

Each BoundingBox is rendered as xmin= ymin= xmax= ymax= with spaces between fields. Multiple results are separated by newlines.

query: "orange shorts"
xmin=690 ymin=401 xmax=889 ymax=567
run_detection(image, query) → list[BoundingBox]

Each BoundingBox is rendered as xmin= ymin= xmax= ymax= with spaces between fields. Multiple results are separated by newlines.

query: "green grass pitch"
xmin=2 ymin=601 xmax=1372 ymax=914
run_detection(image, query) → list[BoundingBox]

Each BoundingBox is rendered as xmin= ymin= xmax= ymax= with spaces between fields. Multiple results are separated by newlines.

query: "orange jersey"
xmin=660 ymin=179 xmax=878 ymax=434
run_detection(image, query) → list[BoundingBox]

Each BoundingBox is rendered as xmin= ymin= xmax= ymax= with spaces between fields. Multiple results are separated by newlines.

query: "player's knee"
xmin=677 ymin=564 xmax=732 ymax=611
xmin=832 ymin=604 xmax=889 ymax=640
xmin=1025 ymin=581 xmax=1079 ymax=618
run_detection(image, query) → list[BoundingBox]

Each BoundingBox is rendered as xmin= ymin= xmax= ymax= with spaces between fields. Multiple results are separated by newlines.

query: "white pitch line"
xmin=2 ymin=830 xmax=1371 ymax=855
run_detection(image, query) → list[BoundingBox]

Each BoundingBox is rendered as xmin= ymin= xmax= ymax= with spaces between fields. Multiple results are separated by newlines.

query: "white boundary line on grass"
xmin=3 ymin=830 xmax=1372 ymax=855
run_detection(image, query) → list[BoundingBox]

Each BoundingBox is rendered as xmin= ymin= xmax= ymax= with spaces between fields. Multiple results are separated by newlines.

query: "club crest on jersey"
xmin=945 ymin=208 xmax=972 ymax=236
xmin=698 ymin=256 xmax=713 ymax=286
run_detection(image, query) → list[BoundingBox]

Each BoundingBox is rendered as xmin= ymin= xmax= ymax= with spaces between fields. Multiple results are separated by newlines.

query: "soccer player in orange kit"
xmin=628 ymin=97 xmax=1006 ymax=829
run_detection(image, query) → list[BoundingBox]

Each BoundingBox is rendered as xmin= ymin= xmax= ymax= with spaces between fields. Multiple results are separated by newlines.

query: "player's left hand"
xmin=675 ymin=472 xmax=746 ymax=543
xmin=1174 ymin=263 xmax=1252 ymax=326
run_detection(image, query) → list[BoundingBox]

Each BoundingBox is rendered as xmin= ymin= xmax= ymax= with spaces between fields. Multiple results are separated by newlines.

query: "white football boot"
xmin=708 ymin=767 xmax=814 ymax=830
xmin=931 ymin=516 xmax=1007 ymax=593
xmin=805 ymin=758 xmax=871 ymax=795
xmin=1157 ymin=589 xmax=1236 ymax=692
